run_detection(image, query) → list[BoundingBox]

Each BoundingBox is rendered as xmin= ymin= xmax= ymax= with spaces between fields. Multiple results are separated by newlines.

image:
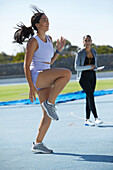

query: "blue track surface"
xmin=0 ymin=94 xmax=113 ymax=170
xmin=0 ymin=89 xmax=113 ymax=106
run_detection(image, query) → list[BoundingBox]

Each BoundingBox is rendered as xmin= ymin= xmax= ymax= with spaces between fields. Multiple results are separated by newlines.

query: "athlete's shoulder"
xmin=78 ymin=48 xmax=85 ymax=54
xmin=28 ymin=37 xmax=37 ymax=44
xmin=27 ymin=37 xmax=38 ymax=49
xmin=47 ymin=35 xmax=53 ymax=42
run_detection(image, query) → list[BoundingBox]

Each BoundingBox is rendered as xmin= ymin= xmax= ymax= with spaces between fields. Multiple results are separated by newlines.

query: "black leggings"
xmin=79 ymin=70 xmax=98 ymax=120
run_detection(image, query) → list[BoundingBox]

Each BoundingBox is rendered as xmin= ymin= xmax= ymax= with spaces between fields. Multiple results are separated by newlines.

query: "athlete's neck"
xmin=37 ymin=32 xmax=46 ymax=42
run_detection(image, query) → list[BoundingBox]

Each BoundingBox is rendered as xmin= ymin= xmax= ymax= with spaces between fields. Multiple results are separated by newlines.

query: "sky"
xmin=0 ymin=0 xmax=113 ymax=55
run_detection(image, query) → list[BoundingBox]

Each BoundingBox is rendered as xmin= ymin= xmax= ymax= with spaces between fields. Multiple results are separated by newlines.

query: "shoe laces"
xmin=33 ymin=142 xmax=47 ymax=148
xmin=35 ymin=142 xmax=47 ymax=149
xmin=40 ymin=143 xmax=50 ymax=150
xmin=49 ymin=103 xmax=57 ymax=113
xmin=40 ymin=143 xmax=46 ymax=148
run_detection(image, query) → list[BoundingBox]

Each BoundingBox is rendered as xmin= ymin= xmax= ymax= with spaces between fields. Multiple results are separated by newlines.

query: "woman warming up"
xmin=14 ymin=5 xmax=71 ymax=153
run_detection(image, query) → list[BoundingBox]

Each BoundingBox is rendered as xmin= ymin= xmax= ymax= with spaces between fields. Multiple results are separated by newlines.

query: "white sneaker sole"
xmin=85 ymin=123 xmax=95 ymax=126
xmin=31 ymin=148 xmax=52 ymax=154
xmin=95 ymin=121 xmax=103 ymax=126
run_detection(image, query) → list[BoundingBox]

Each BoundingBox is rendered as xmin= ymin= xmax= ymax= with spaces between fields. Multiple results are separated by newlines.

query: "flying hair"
xmin=14 ymin=5 xmax=44 ymax=44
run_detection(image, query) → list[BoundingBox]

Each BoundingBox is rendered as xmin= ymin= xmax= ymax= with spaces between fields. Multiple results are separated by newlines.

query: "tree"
xmin=53 ymin=39 xmax=72 ymax=49
xmin=68 ymin=45 xmax=80 ymax=52
xmin=91 ymin=44 xmax=113 ymax=54
xmin=65 ymin=40 xmax=71 ymax=48
xmin=12 ymin=52 xmax=25 ymax=63
xmin=0 ymin=52 xmax=13 ymax=64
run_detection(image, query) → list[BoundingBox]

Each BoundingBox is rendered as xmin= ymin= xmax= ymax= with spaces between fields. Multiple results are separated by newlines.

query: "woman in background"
xmin=75 ymin=35 xmax=103 ymax=126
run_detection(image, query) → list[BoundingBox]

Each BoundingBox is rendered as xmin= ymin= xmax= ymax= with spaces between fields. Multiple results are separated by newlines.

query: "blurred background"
xmin=0 ymin=0 xmax=113 ymax=102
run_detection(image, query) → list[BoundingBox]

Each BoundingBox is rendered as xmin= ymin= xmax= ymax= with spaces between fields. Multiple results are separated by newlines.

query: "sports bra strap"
xmin=46 ymin=35 xmax=51 ymax=42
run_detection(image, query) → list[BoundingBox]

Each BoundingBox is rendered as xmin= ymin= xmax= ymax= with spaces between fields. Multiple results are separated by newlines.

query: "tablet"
xmin=94 ymin=66 xmax=105 ymax=71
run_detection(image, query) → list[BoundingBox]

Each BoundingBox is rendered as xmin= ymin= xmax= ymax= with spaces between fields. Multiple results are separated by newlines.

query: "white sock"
xmin=35 ymin=142 xmax=42 ymax=145
xmin=47 ymin=100 xmax=53 ymax=105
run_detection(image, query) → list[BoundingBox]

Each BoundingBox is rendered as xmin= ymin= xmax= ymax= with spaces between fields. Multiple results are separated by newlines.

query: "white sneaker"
xmin=95 ymin=118 xmax=103 ymax=125
xmin=31 ymin=142 xmax=53 ymax=153
xmin=42 ymin=99 xmax=59 ymax=121
xmin=85 ymin=119 xmax=95 ymax=126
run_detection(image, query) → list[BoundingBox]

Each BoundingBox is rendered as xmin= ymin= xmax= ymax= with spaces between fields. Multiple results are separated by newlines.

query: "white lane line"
xmin=70 ymin=112 xmax=84 ymax=120
xmin=70 ymin=112 xmax=113 ymax=124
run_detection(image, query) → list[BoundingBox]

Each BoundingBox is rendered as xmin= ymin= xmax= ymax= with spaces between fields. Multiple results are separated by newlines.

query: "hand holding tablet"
xmin=94 ymin=66 xmax=105 ymax=71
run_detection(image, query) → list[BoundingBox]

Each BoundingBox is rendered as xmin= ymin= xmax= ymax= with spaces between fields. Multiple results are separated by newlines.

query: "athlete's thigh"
xmin=36 ymin=68 xmax=70 ymax=89
xmin=38 ymin=87 xmax=52 ymax=104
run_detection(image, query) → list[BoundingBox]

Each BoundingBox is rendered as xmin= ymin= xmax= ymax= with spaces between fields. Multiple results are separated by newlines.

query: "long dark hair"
xmin=83 ymin=35 xmax=92 ymax=40
xmin=14 ymin=5 xmax=44 ymax=44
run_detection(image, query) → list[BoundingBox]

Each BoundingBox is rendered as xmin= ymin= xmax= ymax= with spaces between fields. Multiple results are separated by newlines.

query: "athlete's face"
xmin=36 ymin=15 xmax=49 ymax=32
xmin=83 ymin=37 xmax=92 ymax=47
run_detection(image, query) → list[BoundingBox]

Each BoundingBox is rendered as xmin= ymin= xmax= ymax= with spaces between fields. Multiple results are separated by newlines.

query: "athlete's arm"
xmin=24 ymin=38 xmax=38 ymax=101
xmin=49 ymin=36 xmax=66 ymax=65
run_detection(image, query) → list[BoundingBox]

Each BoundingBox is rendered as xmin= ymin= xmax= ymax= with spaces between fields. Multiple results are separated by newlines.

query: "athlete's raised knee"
xmin=64 ymin=69 xmax=72 ymax=81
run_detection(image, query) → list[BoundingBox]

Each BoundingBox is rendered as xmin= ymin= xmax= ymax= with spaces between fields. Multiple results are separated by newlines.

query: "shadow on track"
xmin=52 ymin=153 xmax=113 ymax=163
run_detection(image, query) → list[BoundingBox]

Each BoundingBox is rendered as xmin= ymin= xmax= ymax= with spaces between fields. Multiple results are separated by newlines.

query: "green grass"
xmin=0 ymin=84 xmax=29 ymax=102
xmin=0 ymin=79 xmax=113 ymax=102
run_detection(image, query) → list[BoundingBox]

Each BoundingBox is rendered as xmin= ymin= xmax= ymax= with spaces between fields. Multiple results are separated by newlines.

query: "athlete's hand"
xmin=29 ymin=85 xmax=38 ymax=103
xmin=90 ymin=65 xmax=96 ymax=70
xmin=56 ymin=36 xmax=66 ymax=52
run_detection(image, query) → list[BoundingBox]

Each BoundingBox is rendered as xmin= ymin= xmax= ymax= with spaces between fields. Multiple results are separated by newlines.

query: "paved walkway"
xmin=0 ymin=94 xmax=113 ymax=170
xmin=0 ymin=72 xmax=113 ymax=85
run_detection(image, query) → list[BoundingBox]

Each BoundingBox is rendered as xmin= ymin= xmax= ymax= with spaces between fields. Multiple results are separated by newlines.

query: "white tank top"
xmin=31 ymin=35 xmax=54 ymax=63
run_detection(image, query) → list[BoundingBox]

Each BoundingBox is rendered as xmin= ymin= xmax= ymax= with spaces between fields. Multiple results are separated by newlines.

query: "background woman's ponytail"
xmin=14 ymin=5 xmax=44 ymax=44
